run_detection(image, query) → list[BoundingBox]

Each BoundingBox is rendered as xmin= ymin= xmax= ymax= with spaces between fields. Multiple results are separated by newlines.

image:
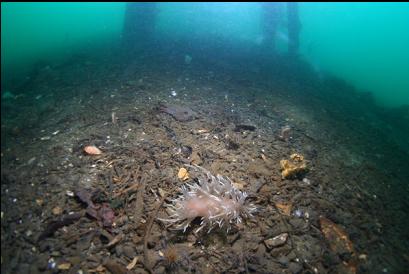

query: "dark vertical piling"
xmin=287 ymin=2 xmax=301 ymax=56
xmin=260 ymin=2 xmax=282 ymax=53
xmin=122 ymin=2 xmax=157 ymax=50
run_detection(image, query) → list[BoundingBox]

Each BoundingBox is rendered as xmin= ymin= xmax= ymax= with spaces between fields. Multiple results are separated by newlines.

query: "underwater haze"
xmin=1 ymin=2 xmax=409 ymax=274
xmin=2 ymin=2 xmax=409 ymax=106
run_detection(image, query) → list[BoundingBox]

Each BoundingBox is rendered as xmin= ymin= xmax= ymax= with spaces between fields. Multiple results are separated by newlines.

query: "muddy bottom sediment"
xmin=1 ymin=52 xmax=408 ymax=274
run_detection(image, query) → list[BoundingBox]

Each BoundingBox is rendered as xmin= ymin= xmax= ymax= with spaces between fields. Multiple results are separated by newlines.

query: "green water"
xmin=1 ymin=2 xmax=125 ymax=82
xmin=1 ymin=2 xmax=409 ymax=106
xmin=299 ymin=2 xmax=409 ymax=107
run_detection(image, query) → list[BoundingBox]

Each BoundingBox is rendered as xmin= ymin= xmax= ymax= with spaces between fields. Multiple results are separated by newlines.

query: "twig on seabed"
xmin=143 ymin=195 xmax=166 ymax=274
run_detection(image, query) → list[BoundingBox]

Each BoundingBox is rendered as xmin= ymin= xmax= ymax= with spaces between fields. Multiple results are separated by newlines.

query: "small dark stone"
xmin=288 ymin=262 xmax=302 ymax=274
xmin=37 ymin=254 xmax=49 ymax=271
xmin=30 ymin=264 xmax=41 ymax=274
xmin=234 ymin=124 xmax=256 ymax=132
xmin=68 ymin=256 xmax=82 ymax=265
xmin=322 ymin=251 xmax=340 ymax=267
xmin=18 ymin=263 xmax=30 ymax=274
xmin=226 ymin=139 xmax=240 ymax=150
xmin=115 ymin=245 xmax=123 ymax=257
xmin=277 ymin=256 xmax=289 ymax=266
xmin=148 ymin=241 xmax=156 ymax=249
xmin=289 ymin=218 xmax=304 ymax=229
xmin=122 ymin=245 xmax=136 ymax=259
xmin=159 ymin=104 xmax=196 ymax=122
xmin=181 ymin=145 xmax=193 ymax=158
xmin=38 ymin=241 xmax=53 ymax=252
xmin=110 ymin=198 xmax=123 ymax=209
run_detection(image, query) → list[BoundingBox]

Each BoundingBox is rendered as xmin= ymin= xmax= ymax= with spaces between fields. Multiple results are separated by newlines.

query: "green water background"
xmin=1 ymin=2 xmax=408 ymax=106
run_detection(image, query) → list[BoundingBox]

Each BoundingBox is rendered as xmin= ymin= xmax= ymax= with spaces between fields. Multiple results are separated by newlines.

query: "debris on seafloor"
xmin=159 ymin=104 xmax=196 ymax=122
xmin=264 ymin=233 xmax=288 ymax=250
xmin=180 ymin=145 xmax=193 ymax=158
xmin=293 ymin=208 xmax=304 ymax=218
xmin=159 ymin=165 xmax=257 ymax=233
xmin=103 ymin=259 xmax=129 ymax=274
xmin=75 ymin=188 xmax=116 ymax=228
xmin=38 ymin=212 xmax=84 ymax=241
xmin=57 ymin=263 xmax=71 ymax=270
xmin=280 ymin=153 xmax=308 ymax=179
xmin=159 ymin=244 xmax=182 ymax=270
xmin=106 ymin=233 xmax=123 ymax=248
xmin=52 ymin=206 xmax=63 ymax=215
xmin=275 ymin=202 xmax=292 ymax=216
xmin=111 ymin=111 xmax=117 ymax=124
xmin=225 ymin=136 xmax=240 ymax=150
xmin=320 ymin=217 xmax=355 ymax=256
xmin=320 ymin=216 xmax=357 ymax=274
xmin=191 ymin=128 xmax=210 ymax=134
xmin=234 ymin=124 xmax=256 ymax=132
xmin=177 ymin=167 xmax=189 ymax=181
xmin=84 ymin=145 xmax=102 ymax=155
xmin=126 ymin=256 xmax=139 ymax=270
xmin=278 ymin=125 xmax=291 ymax=141
xmin=86 ymin=203 xmax=116 ymax=228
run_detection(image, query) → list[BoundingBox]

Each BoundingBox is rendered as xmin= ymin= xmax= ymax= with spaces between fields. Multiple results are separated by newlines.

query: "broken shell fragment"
xmin=264 ymin=233 xmax=288 ymax=250
xmin=57 ymin=263 xmax=71 ymax=270
xmin=84 ymin=145 xmax=102 ymax=155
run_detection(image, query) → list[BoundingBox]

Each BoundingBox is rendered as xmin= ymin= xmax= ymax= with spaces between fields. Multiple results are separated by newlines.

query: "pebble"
xmin=123 ymin=245 xmax=136 ymax=259
xmin=288 ymin=262 xmax=302 ymax=274
xmin=68 ymin=256 xmax=82 ymax=265
xmin=277 ymin=256 xmax=289 ymax=266
xmin=289 ymin=218 xmax=304 ymax=229
xmin=115 ymin=245 xmax=123 ymax=257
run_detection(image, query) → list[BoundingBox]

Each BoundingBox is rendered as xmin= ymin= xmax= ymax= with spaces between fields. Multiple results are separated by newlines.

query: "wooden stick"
xmin=143 ymin=194 xmax=166 ymax=274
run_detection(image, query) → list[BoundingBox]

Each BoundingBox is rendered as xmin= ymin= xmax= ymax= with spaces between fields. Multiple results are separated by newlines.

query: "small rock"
xmin=277 ymin=256 xmax=289 ymax=266
xmin=147 ymin=241 xmax=156 ymax=249
xmin=68 ymin=256 xmax=82 ymax=265
xmin=288 ymin=262 xmax=302 ymax=274
xmin=234 ymin=124 xmax=256 ymax=132
xmin=18 ymin=263 xmax=30 ymax=273
xmin=115 ymin=215 xmax=128 ymax=227
xmin=123 ymin=245 xmax=136 ymax=259
xmin=264 ymin=233 xmax=288 ymax=250
xmin=181 ymin=145 xmax=193 ymax=158
xmin=132 ymin=234 xmax=142 ymax=244
xmin=36 ymin=199 xmax=44 ymax=206
xmin=37 ymin=255 xmax=49 ymax=271
xmin=52 ymin=206 xmax=63 ymax=215
xmin=289 ymin=218 xmax=304 ymax=229
xmin=115 ymin=245 xmax=123 ymax=257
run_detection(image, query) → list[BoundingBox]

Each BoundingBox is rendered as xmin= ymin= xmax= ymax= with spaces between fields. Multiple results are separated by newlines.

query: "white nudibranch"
xmin=158 ymin=165 xmax=257 ymax=233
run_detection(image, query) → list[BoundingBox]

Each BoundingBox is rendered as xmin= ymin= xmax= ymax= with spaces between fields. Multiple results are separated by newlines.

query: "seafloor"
xmin=1 ymin=44 xmax=409 ymax=274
